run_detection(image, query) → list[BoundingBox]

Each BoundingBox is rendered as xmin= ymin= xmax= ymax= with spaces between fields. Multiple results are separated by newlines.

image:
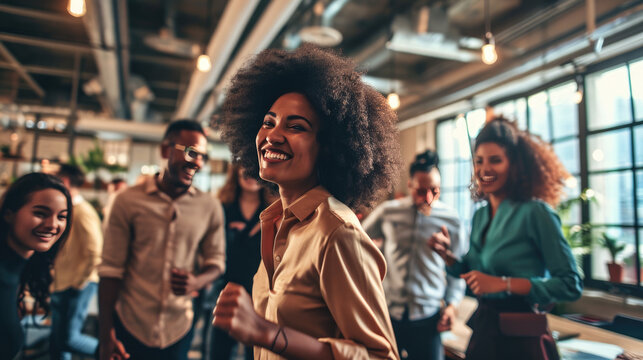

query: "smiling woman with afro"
xmin=212 ymin=44 xmax=402 ymax=360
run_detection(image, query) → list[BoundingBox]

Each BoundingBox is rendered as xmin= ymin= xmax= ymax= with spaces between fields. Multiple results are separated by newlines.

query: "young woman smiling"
xmin=213 ymin=45 xmax=402 ymax=360
xmin=430 ymin=118 xmax=582 ymax=359
xmin=0 ymin=173 xmax=73 ymax=359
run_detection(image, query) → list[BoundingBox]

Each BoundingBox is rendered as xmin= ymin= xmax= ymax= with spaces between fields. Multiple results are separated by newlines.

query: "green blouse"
xmin=449 ymin=199 xmax=583 ymax=306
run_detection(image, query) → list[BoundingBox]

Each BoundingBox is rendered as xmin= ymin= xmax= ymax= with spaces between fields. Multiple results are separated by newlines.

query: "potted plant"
xmin=599 ymin=233 xmax=626 ymax=283
xmin=557 ymin=188 xmax=598 ymax=277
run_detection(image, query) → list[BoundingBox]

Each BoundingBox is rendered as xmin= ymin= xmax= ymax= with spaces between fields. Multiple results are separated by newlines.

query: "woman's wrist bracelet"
xmin=502 ymin=276 xmax=512 ymax=295
xmin=269 ymin=326 xmax=288 ymax=355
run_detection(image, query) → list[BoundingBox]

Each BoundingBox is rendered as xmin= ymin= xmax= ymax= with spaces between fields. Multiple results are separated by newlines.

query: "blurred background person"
xmin=0 ymin=173 xmax=72 ymax=360
xmin=50 ymin=164 xmax=102 ymax=360
xmin=98 ymin=120 xmax=225 ymax=360
xmin=362 ymin=149 xmax=467 ymax=360
xmin=430 ymin=117 xmax=582 ymax=360
xmin=103 ymin=178 xmax=128 ymax=222
xmin=203 ymin=163 xmax=274 ymax=360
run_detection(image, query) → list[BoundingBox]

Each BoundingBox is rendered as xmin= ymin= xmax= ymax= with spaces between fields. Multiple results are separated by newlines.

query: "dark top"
xmin=0 ymin=239 xmax=28 ymax=360
xmin=220 ymin=199 xmax=266 ymax=293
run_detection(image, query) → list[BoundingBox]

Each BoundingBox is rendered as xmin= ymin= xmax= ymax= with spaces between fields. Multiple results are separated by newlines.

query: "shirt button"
xmin=275 ymin=255 xmax=281 ymax=262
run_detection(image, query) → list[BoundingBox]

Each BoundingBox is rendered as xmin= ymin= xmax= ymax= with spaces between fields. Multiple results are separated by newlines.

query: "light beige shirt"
xmin=253 ymin=186 xmax=399 ymax=360
xmin=53 ymin=196 xmax=103 ymax=292
xmin=98 ymin=175 xmax=225 ymax=348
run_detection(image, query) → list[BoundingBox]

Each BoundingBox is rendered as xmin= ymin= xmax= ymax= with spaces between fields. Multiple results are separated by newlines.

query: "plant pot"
xmin=606 ymin=262 xmax=624 ymax=283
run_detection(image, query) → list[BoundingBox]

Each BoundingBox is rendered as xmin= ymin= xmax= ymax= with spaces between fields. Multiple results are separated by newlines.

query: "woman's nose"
xmin=266 ymin=126 xmax=285 ymax=144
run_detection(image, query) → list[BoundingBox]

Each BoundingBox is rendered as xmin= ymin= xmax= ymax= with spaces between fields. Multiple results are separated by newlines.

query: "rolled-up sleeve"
xmin=98 ymin=194 xmax=130 ymax=279
xmin=199 ymin=198 xmax=225 ymax=273
xmin=527 ymin=202 xmax=583 ymax=305
xmin=318 ymin=224 xmax=399 ymax=360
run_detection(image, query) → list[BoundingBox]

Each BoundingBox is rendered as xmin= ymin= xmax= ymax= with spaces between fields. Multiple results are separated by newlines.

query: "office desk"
xmin=442 ymin=297 xmax=643 ymax=360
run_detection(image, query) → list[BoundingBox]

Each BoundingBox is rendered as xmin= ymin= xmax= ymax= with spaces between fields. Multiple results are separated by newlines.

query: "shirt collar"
xmin=144 ymin=173 xmax=197 ymax=197
xmin=260 ymin=186 xmax=330 ymax=223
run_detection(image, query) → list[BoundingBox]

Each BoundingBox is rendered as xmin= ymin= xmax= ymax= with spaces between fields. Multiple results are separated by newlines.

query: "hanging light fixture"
xmin=387 ymin=92 xmax=400 ymax=110
xmin=67 ymin=0 xmax=86 ymax=17
xmin=197 ymin=53 xmax=212 ymax=72
xmin=481 ymin=0 xmax=497 ymax=65
xmin=573 ymin=64 xmax=584 ymax=104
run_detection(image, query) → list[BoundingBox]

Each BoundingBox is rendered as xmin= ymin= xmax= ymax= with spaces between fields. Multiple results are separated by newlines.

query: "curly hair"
xmin=220 ymin=45 xmax=402 ymax=210
xmin=471 ymin=117 xmax=570 ymax=207
xmin=0 ymin=172 xmax=73 ymax=317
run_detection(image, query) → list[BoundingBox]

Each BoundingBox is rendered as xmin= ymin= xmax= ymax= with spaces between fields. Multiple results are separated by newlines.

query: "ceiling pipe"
xmin=82 ymin=0 xmax=128 ymax=118
xmin=173 ymin=0 xmax=261 ymax=120
xmin=397 ymin=9 xmax=643 ymax=124
xmin=321 ymin=0 xmax=350 ymax=27
xmin=196 ymin=0 xmax=304 ymax=121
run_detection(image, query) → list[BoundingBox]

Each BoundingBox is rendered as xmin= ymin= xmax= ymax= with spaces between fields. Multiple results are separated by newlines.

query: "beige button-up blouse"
xmin=253 ymin=186 xmax=399 ymax=360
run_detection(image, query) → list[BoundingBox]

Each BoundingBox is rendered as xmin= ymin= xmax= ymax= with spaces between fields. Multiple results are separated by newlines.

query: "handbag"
xmin=498 ymin=312 xmax=560 ymax=360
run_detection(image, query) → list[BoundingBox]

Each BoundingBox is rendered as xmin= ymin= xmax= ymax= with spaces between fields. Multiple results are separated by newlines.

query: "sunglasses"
xmin=172 ymin=143 xmax=209 ymax=162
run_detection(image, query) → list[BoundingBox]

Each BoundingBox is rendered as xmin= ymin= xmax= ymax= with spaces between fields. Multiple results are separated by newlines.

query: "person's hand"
xmin=99 ymin=328 xmax=129 ymax=360
xmin=429 ymin=226 xmax=454 ymax=265
xmin=212 ymin=282 xmax=274 ymax=346
xmin=461 ymin=271 xmax=506 ymax=296
xmin=171 ymin=268 xmax=199 ymax=296
xmin=437 ymin=304 xmax=456 ymax=332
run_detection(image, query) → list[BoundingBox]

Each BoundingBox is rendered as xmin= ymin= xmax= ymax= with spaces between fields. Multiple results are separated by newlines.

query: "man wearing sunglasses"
xmin=362 ymin=150 xmax=468 ymax=360
xmin=99 ymin=120 xmax=225 ymax=360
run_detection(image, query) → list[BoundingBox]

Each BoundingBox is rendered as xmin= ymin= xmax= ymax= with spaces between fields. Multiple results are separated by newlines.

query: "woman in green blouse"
xmin=430 ymin=117 xmax=582 ymax=359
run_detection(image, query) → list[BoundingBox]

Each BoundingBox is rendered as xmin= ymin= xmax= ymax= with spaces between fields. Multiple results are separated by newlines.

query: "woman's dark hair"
xmin=471 ymin=117 xmax=570 ymax=207
xmin=410 ymin=149 xmax=439 ymax=176
xmin=220 ymin=45 xmax=402 ymax=210
xmin=217 ymin=163 xmax=274 ymax=206
xmin=0 ymin=172 xmax=73 ymax=316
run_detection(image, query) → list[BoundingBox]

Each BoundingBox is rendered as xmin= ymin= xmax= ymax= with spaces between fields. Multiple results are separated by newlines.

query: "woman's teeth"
xmin=264 ymin=150 xmax=290 ymax=160
xmin=481 ymin=175 xmax=496 ymax=182
xmin=35 ymin=231 xmax=55 ymax=238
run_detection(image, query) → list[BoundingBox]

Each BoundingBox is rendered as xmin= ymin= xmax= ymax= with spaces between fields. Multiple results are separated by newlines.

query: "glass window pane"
xmin=440 ymin=190 xmax=455 ymax=212
xmin=553 ymin=138 xmax=579 ymax=175
xmin=550 ymin=82 xmax=579 ymax=139
xmin=635 ymin=125 xmax=643 ymax=167
xmin=437 ymin=120 xmax=456 ymax=161
xmin=454 ymin=116 xmax=473 ymax=160
xmin=630 ymin=58 xmax=643 ymax=121
xmin=441 ymin=162 xmax=456 ymax=190
xmin=639 ymin=229 xmax=643 ymax=286
xmin=528 ymin=91 xmax=551 ymax=141
xmin=589 ymin=171 xmax=634 ymax=225
xmin=457 ymin=160 xmax=472 ymax=187
xmin=586 ymin=66 xmax=632 ymax=130
xmin=494 ymin=101 xmax=515 ymax=121
xmin=638 ymin=170 xmax=643 ymax=225
xmin=558 ymin=176 xmax=582 ymax=225
xmin=590 ymin=227 xmax=636 ymax=284
xmin=587 ymin=129 xmax=632 ymax=171
xmin=516 ymin=98 xmax=528 ymax=130
xmin=466 ymin=109 xmax=486 ymax=139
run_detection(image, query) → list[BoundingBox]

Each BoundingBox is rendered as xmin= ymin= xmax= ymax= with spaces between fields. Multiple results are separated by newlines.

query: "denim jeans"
xmin=391 ymin=310 xmax=443 ymax=360
xmin=50 ymin=282 xmax=99 ymax=360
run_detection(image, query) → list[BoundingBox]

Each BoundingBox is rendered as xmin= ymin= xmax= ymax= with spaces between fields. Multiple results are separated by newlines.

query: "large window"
xmin=436 ymin=109 xmax=485 ymax=224
xmin=436 ymin=54 xmax=643 ymax=296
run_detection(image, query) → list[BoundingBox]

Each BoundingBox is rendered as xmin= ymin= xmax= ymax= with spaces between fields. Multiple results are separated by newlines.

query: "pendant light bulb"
xmin=67 ymin=0 xmax=86 ymax=17
xmin=481 ymin=33 xmax=497 ymax=65
xmin=387 ymin=92 xmax=400 ymax=110
xmin=197 ymin=54 xmax=212 ymax=72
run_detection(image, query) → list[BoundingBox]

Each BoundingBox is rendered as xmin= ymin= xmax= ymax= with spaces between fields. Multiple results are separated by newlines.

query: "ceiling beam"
xmin=197 ymin=0 xmax=305 ymax=121
xmin=0 ymin=32 xmax=93 ymax=53
xmin=0 ymin=42 xmax=45 ymax=97
xmin=0 ymin=4 xmax=81 ymax=24
xmin=0 ymin=62 xmax=95 ymax=79
xmin=173 ymin=0 xmax=261 ymax=119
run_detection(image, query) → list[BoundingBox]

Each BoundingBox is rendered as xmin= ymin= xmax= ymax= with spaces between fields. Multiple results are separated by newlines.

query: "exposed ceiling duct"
xmin=196 ymin=0 xmax=304 ymax=122
xmin=173 ymin=0 xmax=261 ymax=120
xmin=83 ymin=0 xmax=129 ymax=118
xmin=143 ymin=0 xmax=200 ymax=58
